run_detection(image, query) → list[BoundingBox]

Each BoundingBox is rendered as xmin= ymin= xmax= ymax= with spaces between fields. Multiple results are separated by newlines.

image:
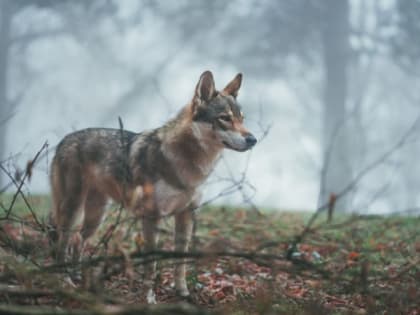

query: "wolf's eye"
xmin=219 ymin=115 xmax=232 ymax=122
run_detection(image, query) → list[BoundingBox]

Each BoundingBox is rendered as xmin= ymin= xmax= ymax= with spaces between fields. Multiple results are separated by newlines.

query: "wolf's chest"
xmin=153 ymin=180 xmax=196 ymax=216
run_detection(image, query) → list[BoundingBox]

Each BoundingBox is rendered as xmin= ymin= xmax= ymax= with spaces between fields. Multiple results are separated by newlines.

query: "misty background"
xmin=1 ymin=0 xmax=420 ymax=214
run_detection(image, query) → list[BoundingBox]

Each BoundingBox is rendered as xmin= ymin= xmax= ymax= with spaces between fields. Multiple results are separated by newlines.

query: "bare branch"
xmin=0 ymin=142 xmax=48 ymax=229
xmin=11 ymin=28 xmax=69 ymax=46
xmin=288 ymin=111 xmax=420 ymax=258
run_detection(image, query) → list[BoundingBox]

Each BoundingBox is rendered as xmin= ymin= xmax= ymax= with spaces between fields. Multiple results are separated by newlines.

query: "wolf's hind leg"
xmin=142 ymin=215 xmax=160 ymax=304
xmin=54 ymin=169 xmax=85 ymax=263
xmin=80 ymin=189 xmax=106 ymax=241
xmin=72 ymin=188 xmax=107 ymax=261
xmin=174 ymin=208 xmax=194 ymax=297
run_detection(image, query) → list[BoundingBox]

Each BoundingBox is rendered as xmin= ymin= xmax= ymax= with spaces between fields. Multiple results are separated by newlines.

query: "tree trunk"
xmin=318 ymin=0 xmax=352 ymax=212
xmin=0 ymin=0 xmax=12 ymax=188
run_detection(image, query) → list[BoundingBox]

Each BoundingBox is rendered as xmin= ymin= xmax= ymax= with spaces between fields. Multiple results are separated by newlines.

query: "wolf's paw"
xmin=62 ymin=275 xmax=77 ymax=288
xmin=175 ymin=278 xmax=190 ymax=297
xmin=69 ymin=270 xmax=82 ymax=283
xmin=175 ymin=289 xmax=194 ymax=303
xmin=176 ymin=287 xmax=190 ymax=297
xmin=146 ymin=288 xmax=157 ymax=304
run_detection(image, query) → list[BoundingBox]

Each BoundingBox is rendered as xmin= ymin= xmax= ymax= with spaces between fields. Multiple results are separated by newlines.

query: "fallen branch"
xmin=0 ymin=302 xmax=215 ymax=315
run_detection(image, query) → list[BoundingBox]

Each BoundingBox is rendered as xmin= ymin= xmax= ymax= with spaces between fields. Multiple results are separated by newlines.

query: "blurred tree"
xmin=163 ymin=0 xmax=410 ymax=211
xmin=318 ymin=0 xmax=352 ymax=211
xmin=163 ymin=0 xmax=354 ymax=211
xmin=0 ymin=0 xmax=58 ymax=188
xmin=391 ymin=0 xmax=420 ymax=208
xmin=2 ymin=0 xmax=415 ymax=212
xmin=0 ymin=1 xmax=14 ymax=187
xmin=0 ymin=0 xmax=115 ymax=188
xmin=392 ymin=0 xmax=420 ymax=74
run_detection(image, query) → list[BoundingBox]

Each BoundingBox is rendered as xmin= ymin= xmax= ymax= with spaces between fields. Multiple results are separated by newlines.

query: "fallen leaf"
xmin=285 ymin=286 xmax=307 ymax=298
xmin=208 ymin=229 xmax=220 ymax=237
xmin=348 ymin=251 xmax=360 ymax=260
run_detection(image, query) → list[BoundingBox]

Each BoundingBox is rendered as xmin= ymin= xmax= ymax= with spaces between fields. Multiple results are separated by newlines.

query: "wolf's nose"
xmin=245 ymin=134 xmax=257 ymax=147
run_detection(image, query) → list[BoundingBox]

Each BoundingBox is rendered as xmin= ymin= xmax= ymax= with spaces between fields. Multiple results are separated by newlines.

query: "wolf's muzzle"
xmin=245 ymin=133 xmax=257 ymax=148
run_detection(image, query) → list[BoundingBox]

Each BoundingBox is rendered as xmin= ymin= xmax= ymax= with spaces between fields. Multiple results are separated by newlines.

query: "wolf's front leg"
xmin=142 ymin=215 xmax=160 ymax=304
xmin=174 ymin=209 xmax=194 ymax=297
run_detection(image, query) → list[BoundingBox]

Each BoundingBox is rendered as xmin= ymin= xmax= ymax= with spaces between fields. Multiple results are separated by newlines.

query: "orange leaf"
xmin=214 ymin=290 xmax=226 ymax=300
xmin=286 ymin=287 xmax=307 ymax=298
xmin=208 ymin=229 xmax=220 ymax=236
xmin=347 ymin=251 xmax=360 ymax=260
xmin=134 ymin=233 xmax=145 ymax=249
xmin=305 ymin=279 xmax=321 ymax=288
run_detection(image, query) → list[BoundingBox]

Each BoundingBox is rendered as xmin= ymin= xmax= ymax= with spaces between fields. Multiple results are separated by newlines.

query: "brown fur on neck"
xmin=159 ymin=102 xmax=223 ymax=187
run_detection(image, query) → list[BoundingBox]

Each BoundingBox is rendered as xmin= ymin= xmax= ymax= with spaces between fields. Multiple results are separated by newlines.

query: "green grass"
xmin=0 ymin=193 xmax=51 ymax=218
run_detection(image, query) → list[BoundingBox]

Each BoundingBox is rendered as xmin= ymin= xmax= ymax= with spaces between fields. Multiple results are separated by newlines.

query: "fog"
xmin=1 ymin=0 xmax=420 ymax=214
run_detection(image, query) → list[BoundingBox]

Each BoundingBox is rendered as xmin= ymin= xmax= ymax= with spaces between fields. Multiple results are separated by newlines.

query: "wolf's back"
xmin=54 ymin=128 xmax=136 ymax=163
xmin=53 ymin=128 xmax=135 ymax=179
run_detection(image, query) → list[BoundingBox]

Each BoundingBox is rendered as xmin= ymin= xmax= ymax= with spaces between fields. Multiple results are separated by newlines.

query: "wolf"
xmin=49 ymin=70 xmax=256 ymax=303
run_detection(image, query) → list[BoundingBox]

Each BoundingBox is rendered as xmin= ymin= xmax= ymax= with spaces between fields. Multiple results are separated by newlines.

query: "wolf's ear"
xmin=195 ymin=71 xmax=216 ymax=102
xmin=222 ymin=73 xmax=242 ymax=98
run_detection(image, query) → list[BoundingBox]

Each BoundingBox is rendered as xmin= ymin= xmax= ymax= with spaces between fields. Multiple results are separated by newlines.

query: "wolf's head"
xmin=190 ymin=71 xmax=257 ymax=152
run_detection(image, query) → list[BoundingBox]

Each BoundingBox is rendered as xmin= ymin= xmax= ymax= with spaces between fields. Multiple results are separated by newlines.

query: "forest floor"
xmin=0 ymin=194 xmax=419 ymax=315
